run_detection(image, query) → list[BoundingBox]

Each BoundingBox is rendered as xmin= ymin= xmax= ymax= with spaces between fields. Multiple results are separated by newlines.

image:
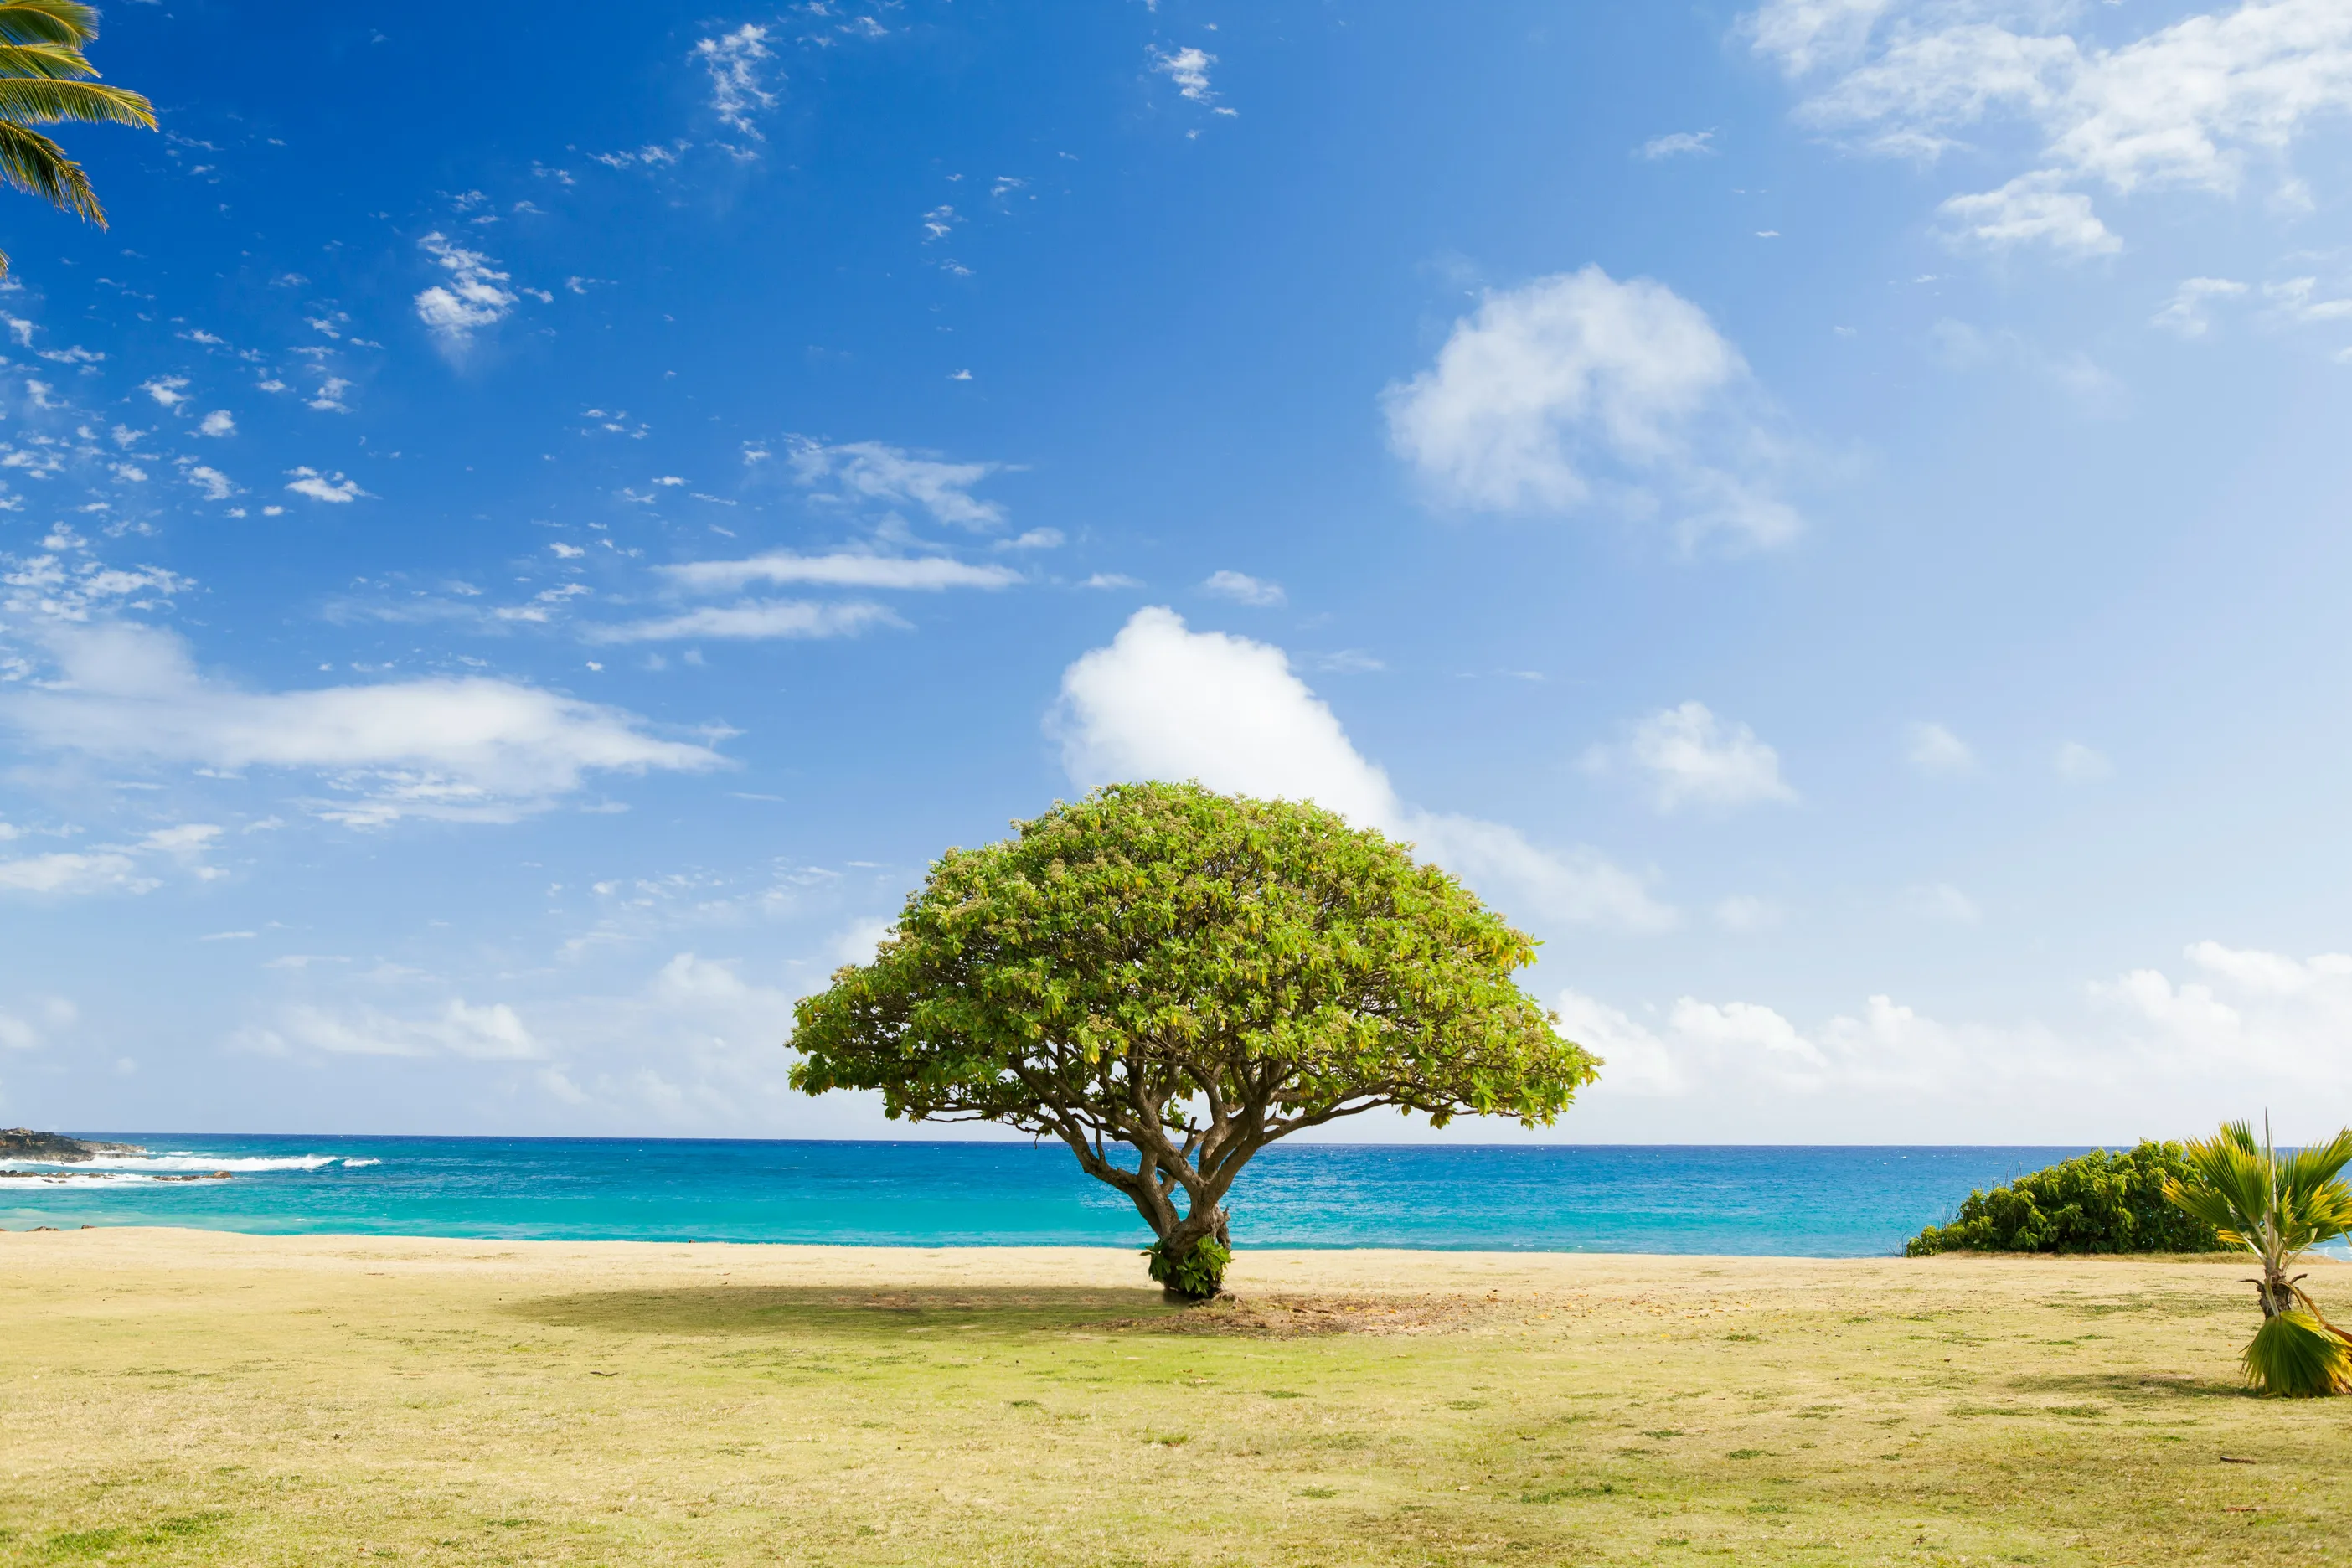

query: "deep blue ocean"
xmin=1 ymin=1137 xmax=2102 ymax=1256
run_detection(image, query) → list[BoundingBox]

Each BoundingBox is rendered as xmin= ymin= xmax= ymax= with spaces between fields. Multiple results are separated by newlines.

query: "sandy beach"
xmin=5 ymin=1226 xmax=2347 ymax=1564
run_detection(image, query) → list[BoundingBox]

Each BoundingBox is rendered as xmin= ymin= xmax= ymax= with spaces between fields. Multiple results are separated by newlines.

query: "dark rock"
xmin=0 ymin=1128 xmax=147 ymax=1163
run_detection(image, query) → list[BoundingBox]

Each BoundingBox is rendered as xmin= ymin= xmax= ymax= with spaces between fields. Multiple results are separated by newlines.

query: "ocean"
xmin=0 ymin=1136 xmax=2099 ymax=1256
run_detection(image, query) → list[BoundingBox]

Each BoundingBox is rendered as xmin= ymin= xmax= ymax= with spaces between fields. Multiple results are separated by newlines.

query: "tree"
xmin=2164 ymin=1119 xmax=2352 ymax=1396
xmin=0 ymin=1 xmax=155 ymax=276
xmin=787 ymin=782 xmax=1599 ymax=1298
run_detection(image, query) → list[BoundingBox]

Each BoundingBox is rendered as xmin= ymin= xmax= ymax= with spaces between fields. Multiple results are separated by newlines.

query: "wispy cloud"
xmin=785 ymin=438 xmax=1011 ymax=529
xmin=695 ymin=23 xmax=778 ymax=138
xmin=1637 ymin=130 xmax=1715 ymax=159
xmin=414 ymin=232 xmax=519 ymax=351
xmin=285 ymin=467 xmax=369 ymax=503
xmin=658 ymin=551 xmax=1021 ymax=593
xmin=1201 ymin=569 xmax=1285 ymax=607
xmin=585 ymin=601 xmax=900 ymax=643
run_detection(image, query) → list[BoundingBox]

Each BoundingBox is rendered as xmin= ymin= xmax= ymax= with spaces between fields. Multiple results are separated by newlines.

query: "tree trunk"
xmin=1155 ymin=1204 xmax=1232 ymax=1302
xmin=2258 ymin=1271 xmax=2298 ymax=1319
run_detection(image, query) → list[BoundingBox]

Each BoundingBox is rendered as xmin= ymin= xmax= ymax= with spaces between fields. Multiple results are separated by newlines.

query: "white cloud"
xmin=1153 ymin=46 xmax=1232 ymax=112
xmin=1937 ymin=171 xmax=2120 ymax=256
xmin=285 ymin=467 xmax=369 ymax=503
xmin=1560 ymin=934 xmax=2352 ymax=1141
xmin=1903 ymin=720 xmax=1975 ymax=775
xmin=2153 ymin=276 xmax=2249 ymax=336
xmin=198 ymin=409 xmax=235 ymax=437
xmin=1081 ymin=573 xmax=1142 ymax=591
xmin=785 ymin=438 xmax=1008 ymax=529
xmin=244 ymin=998 xmax=540 ymax=1060
xmin=695 ymin=23 xmax=777 ymax=137
xmin=0 ymin=850 xmax=152 ymax=895
xmin=1383 ymin=266 xmax=1800 ymax=550
xmin=1758 ymin=0 xmax=2352 ymax=249
xmin=585 ymin=601 xmax=900 ymax=643
xmin=658 ymin=551 xmax=1020 ymax=593
xmin=1590 ymin=700 xmax=1798 ymax=812
xmin=1051 ymin=607 xmax=1674 ymax=933
xmin=1638 ymin=130 xmax=1716 ymax=158
xmin=415 ymin=232 xmax=519 ymax=351
xmin=308 ymin=377 xmax=352 ymax=414
xmin=0 ymin=620 xmax=725 ymax=824
xmin=140 ymin=375 xmax=189 ymax=409
xmin=1200 ymin=569 xmax=1285 ymax=607
xmin=185 ymin=465 xmax=236 ymax=501
xmin=2055 ymin=740 xmax=2112 ymax=781
xmin=2264 ymin=276 xmax=2352 ymax=324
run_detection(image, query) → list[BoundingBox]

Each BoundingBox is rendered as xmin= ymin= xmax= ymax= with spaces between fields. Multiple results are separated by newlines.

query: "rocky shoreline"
xmin=1 ymin=1128 xmax=149 ymax=1163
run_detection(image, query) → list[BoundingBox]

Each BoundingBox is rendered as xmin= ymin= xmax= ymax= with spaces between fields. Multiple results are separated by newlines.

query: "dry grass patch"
xmin=3 ymin=1230 xmax=2349 ymax=1565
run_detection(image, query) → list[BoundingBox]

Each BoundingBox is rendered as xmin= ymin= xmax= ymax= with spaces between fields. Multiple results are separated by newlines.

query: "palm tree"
xmin=0 ymin=0 xmax=155 ymax=276
xmin=2164 ymin=1118 xmax=2352 ymax=1396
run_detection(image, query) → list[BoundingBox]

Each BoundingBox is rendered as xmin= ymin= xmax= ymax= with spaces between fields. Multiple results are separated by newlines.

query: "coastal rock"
xmin=0 ymin=1128 xmax=147 ymax=1163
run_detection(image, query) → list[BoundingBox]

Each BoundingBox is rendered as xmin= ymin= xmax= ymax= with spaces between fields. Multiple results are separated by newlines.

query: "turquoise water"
xmin=3 ymin=1136 xmax=2098 ymax=1256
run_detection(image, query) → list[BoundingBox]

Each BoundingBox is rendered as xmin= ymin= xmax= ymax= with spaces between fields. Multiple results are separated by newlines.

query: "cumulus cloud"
xmin=183 ymin=466 xmax=235 ymax=501
xmin=1200 ymin=569 xmax=1285 ymax=607
xmin=785 ymin=438 xmax=1009 ymax=529
xmin=1755 ymin=0 xmax=2352 ymax=251
xmin=414 ymin=232 xmax=520 ymax=351
xmin=0 ymin=620 xmax=725 ymax=824
xmin=695 ymin=23 xmax=777 ymax=137
xmin=656 ymin=551 xmax=1021 ymax=593
xmin=285 ymin=467 xmax=368 ymax=503
xmin=1638 ymin=130 xmax=1716 ymax=158
xmin=1937 ymin=171 xmax=2120 ymax=256
xmin=198 ymin=410 xmax=235 ymax=437
xmin=585 ymin=601 xmax=900 ymax=643
xmin=1153 ymin=46 xmax=1234 ymax=114
xmin=1383 ymin=266 xmax=1800 ymax=549
xmin=140 ymin=375 xmax=188 ymax=409
xmin=1903 ymin=720 xmax=1975 ymax=775
xmin=1557 ymin=933 xmax=2352 ymax=1141
xmin=1051 ymin=606 xmax=1674 ymax=934
xmin=1588 ymin=701 xmax=1797 ymax=812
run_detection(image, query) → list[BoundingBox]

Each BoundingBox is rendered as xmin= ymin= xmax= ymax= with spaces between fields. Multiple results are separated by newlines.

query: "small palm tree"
xmin=2164 ymin=1118 xmax=2352 ymax=1396
xmin=0 ymin=0 xmax=155 ymax=276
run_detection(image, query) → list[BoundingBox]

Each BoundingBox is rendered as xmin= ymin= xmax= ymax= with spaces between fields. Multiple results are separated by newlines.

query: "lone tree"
xmin=787 ymin=782 xmax=1599 ymax=1299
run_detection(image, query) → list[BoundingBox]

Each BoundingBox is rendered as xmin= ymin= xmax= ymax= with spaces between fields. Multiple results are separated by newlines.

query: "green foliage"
xmin=0 ymin=2 xmax=156 ymax=273
xmin=1905 ymin=1142 xmax=2224 ymax=1256
xmin=2163 ymin=1118 xmax=2352 ymax=1394
xmin=789 ymin=782 xmax=1598 ymax=1274
xmin=1144 ymin=1235 xmax=1233 ymax=1300
xmin=2242 ymin=1310 xmax=2352 ymax=1398
xmin=2163 ymin=1121 xmax=2352 ymax=1274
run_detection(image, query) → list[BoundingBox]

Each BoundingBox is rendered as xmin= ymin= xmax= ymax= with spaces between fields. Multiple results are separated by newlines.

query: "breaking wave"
xmin=0 ymin=1153 xmax=345 ymax=1174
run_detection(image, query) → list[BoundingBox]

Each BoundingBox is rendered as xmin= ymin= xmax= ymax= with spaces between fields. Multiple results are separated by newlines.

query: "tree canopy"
xmin=788 ymin=781 xmax=1598 ymax=1294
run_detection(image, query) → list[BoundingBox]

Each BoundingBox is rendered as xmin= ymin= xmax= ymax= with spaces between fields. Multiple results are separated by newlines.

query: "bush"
xmin=1906 ymin=1142 xmax=2226 ymax=1256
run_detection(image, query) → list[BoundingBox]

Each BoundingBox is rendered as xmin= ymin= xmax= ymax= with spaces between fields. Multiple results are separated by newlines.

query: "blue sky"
xmin=5 ymin=0 xmax=2352 ymax=1142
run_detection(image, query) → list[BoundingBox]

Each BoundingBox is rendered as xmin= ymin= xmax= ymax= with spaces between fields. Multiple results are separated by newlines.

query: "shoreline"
xmin=0 ymin=1223 xmax=2282 ymax=1284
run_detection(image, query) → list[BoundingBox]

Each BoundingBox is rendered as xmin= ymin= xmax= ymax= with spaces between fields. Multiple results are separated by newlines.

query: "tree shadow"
xmin=2005 ymin=1370 xmax=2252 ymax=1401
xmin=507 ymin=1283 xmax=1186 ymax=1340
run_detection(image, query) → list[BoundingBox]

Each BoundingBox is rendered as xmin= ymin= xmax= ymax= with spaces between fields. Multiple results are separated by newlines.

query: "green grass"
xmin=3 ymin=1235 xmax=2349 ymax=1564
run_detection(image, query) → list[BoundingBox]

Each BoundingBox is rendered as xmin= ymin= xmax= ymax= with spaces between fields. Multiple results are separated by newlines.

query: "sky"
xmin=4 ymin=0 xmax=2352 ymax=1144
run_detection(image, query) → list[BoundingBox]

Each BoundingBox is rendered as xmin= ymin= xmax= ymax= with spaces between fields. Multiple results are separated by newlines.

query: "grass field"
xmin=3 ymin=1229 xmax=2348 ymax=1565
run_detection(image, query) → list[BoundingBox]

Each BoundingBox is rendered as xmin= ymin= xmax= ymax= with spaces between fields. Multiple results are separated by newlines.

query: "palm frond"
xmin=0 ymin=1 xmax=95 ymax=49
xmin=0 ymin=115 xmax=97 ymax=223
xmin=0 ymin=40 xmax=98 ymax=79
xmin=0 ymin=78 xmax=152 ymax=128
xmin=2244 ymin=1310 xmax=2352 ymax=1397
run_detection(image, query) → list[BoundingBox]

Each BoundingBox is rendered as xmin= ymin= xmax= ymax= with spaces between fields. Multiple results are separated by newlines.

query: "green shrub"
xmin=1906 ymin=1142 xmax=2226 ymax=1256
